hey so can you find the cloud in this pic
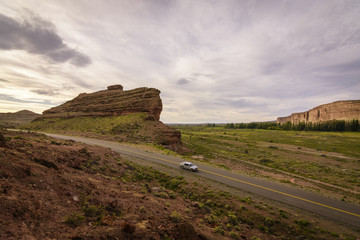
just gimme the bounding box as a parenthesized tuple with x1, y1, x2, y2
(31, 89, 58, 96)
(176, 78, 191, 85)
(0, 12, 91, 67)
(0, 78, 9, 82)
(316, 58, 360, 73)
(0, 93, 56, 105)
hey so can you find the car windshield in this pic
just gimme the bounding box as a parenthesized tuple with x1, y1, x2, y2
(188, 163, 193, 166)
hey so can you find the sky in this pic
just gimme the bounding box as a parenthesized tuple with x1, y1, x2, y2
(0, 0, 359, 123)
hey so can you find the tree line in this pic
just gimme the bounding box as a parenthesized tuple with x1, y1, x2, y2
(224, 119, 360, 132)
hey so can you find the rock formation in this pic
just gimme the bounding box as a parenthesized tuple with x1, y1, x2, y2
(32, 84, 182, 150)
(0, 110, 40, 128)
(41, 84, 162, 121)
(277, 100, 360, 124)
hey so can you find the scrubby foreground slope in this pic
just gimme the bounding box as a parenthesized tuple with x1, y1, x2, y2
(0, 131, 358, 240)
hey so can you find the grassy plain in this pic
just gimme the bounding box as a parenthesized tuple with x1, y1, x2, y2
(175, 125, 360, 203)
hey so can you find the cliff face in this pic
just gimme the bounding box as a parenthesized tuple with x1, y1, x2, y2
(277, 100, 360, 124)
(0, 110, 40, 128)
(41, 85, 162, 121)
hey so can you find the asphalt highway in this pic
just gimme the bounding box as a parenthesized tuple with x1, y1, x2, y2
(45, 133, 360, 229)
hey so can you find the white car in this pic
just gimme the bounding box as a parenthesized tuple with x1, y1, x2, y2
(180, 161, 198, 172)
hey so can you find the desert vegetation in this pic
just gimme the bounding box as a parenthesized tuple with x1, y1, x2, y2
(175, 125, 360, 203)
(1, 130, 358, 239)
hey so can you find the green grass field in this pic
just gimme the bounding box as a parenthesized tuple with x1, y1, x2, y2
(175, 125, 360, 202)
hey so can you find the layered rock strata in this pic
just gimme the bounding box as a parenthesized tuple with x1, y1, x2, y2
(277, 100, 360, 124)
(41, 84, 162, 121)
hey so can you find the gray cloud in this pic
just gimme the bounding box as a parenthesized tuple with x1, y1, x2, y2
(31, 89, 58, 96)
(0, 12, 91, 67)
(316, 58, 360, 73)
(0, 93, 56, 106)
(177, 78, 191, 85)
(0, 78, 9, 82)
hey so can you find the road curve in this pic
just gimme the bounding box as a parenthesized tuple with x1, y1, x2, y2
(45, 133, 360, 229)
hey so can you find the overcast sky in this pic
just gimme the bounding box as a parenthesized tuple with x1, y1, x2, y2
(0, 0, 359, 123)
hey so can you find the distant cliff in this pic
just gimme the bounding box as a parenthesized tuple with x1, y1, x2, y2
(41, 84, 162, 121)
(277, 100, 360, 124)
(0, 110, 40, 128)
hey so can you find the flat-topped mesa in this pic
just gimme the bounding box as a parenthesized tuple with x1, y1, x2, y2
(277, 100, 360, 124)
(42, 85, 162, 120)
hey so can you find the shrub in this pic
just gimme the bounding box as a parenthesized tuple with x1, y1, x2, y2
(83, 205, 104, 220)
(205, 214, 218, 225)
(214, 226, 225, 235)
(154, 191, 168, 198)
(227, 212, 238, 225)
(264, 217, 274, 227)
(295, 219, 310, 227)
(64, 213, 85, 227)
(230, 231, 240, 239)
(170, 211, 182, 223)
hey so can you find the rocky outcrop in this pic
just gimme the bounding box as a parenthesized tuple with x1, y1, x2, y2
(277, 100, 360, 124)
(33, 84, 182, 150)
(41, 84, 162, 121)
(0, 110, 40, 128)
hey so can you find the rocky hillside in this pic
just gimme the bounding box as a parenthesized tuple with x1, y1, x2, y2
(0, 110, 40, 128)
(40, 84, 162, 120)
(277, 100, 360, 124)
(1, 130, 355, 240)
(25, 85, 182, 151)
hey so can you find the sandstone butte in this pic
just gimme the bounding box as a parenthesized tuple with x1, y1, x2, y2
(277, 100, 360, 124)
(37, 84, 182, 150)
(41, 84, 162, 120)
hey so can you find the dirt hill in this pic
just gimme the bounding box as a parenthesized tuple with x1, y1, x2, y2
(24, 85, 182, 151)
(277, 100, 360, 124)
(0, 110, 40, 128)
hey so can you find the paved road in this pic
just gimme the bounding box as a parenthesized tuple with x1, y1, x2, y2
(46, 133, 360, 229)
